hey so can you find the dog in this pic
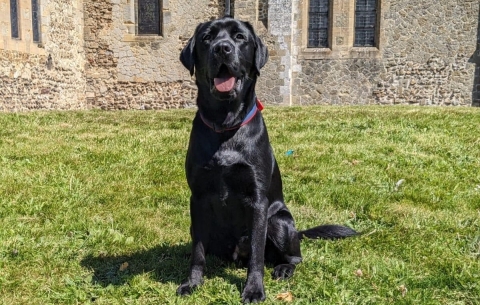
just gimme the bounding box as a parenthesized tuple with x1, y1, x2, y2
(177, 16, 358, 303)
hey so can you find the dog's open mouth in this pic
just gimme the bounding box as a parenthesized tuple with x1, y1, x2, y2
(213, 64, 238, 93)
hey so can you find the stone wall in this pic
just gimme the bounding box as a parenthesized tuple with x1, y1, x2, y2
(290, 0, 479, 106)
(0, 0, 86, 111)
(255, 0, 294, 105)
(0, 0, 479, 110)
(373, 0, 477, 106)
(81, 0, 479, 108)
(82, 0, 296, 110)
(473, 5, 480, 107)
(84, 0, 225, 110)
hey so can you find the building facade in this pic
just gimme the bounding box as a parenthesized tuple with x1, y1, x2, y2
(0, 0, 479, 111)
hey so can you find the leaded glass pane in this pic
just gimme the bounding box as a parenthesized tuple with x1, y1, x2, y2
(10, 0, 19, 38)
(354, 0, 377, 47)
(355, 29, 375, 46)
(138, 0, 161, 35)
(356, 0, 376, 11)
(308, 0, 329, 48)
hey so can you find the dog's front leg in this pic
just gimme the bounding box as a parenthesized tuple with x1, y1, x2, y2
(177, 197, 210, 296)
(241, 199, 268, 303)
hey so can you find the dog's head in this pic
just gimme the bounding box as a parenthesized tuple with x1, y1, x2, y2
(180, 17, 268, 101)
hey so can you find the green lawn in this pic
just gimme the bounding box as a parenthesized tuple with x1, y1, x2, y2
(0, 106, 479, 304)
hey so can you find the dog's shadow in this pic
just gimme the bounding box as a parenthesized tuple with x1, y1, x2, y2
(80, 242, 245, 291)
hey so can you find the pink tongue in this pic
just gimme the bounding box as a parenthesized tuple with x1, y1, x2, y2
(214, 76, 236, 92)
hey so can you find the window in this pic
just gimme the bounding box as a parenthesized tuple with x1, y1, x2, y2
(10, 0, 19, 38)
(32, 0, 41, 42)
(354, 0, 377, 47)
(301, 0, 382, 59)
(122, 0, 169, 41)
(137, 0, 162, 35)
(308, 0, 329, 48)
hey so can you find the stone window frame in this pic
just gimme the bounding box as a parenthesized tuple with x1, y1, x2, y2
(123, 0, 170, 42)
(2, 0, 45, 54)
(299, 0, 384, 59)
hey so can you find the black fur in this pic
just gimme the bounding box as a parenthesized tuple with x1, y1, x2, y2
(177, 17, 357, 303)
(298, 225, 358, 240)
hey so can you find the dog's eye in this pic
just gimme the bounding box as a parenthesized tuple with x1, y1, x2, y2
(235, 33, 246, 40)
(202, 34, 211, 41)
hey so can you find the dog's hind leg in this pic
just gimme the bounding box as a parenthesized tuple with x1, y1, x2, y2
(265, 161, 303, 279)
(266, 206, 303, 280)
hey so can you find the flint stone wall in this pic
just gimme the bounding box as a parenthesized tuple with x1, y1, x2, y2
(0, 0, 479, 110)
(83, 0, 208, 109)
(290, 0, 479, 106)
(0, 0, 86, 111)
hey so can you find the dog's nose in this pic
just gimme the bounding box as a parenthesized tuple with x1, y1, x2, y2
(213, 42, 233, 55)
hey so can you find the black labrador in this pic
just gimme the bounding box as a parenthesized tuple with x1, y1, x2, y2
(177, 16, 357, 303)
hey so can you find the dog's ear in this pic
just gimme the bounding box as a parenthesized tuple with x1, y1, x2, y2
(253, 35, 268, 75)
(180, 36, 196, 76)
(244, 22, 269, 75)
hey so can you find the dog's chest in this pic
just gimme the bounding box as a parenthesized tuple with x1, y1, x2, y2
(200, 147, 256, 205)
(190, 149, 252, 239)
(212, 147, 244, 168)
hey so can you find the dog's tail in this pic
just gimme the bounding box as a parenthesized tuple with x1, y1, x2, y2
(298, 225, 358, 240)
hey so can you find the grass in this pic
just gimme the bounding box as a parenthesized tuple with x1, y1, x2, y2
(0, 106, 479, 304)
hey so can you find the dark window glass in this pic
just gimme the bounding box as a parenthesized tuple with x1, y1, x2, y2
(10, 0, 19, 38)
(354, 0, 377, 47)
(138, 0, 161, 35)
(32, 0, 41, 42)
(308, 0, 329, 48)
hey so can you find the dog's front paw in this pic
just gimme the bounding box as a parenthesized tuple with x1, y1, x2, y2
(176, 280, 200, 296)
(272, 263, 296, 280)
(241, 282, 266, 303)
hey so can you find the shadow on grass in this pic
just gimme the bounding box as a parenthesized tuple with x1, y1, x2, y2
(80, 242, 245, 292)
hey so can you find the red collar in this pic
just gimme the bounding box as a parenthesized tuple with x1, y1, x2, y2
(199, 98, 264, 133)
